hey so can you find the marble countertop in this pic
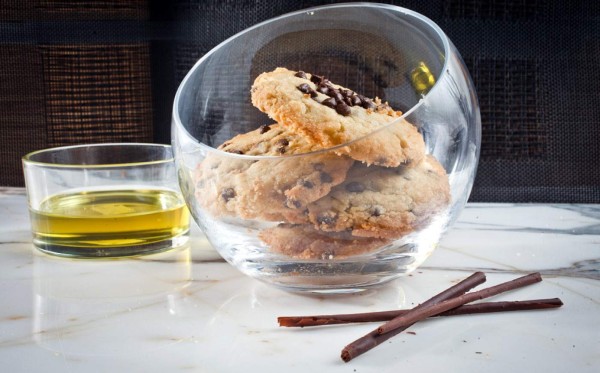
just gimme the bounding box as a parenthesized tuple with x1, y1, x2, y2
(0, 187, 598, 372)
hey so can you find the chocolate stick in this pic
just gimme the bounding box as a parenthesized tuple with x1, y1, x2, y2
(377, 272, 542, 335)
(340, 271, 486, 362)
(278, 298, 563, 327)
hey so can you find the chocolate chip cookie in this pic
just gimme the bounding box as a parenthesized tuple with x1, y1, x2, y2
(305, 155, 450, 239)
(259, 224, 391, 260)
(194, 125, 353, 222)
(251, 67, 425, 167)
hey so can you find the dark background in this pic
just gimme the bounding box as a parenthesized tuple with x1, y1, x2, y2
(1, 0, 599, 202)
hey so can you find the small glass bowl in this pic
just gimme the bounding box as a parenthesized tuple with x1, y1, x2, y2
(22, 143, 190, 258)
(172, 3, 480, 292)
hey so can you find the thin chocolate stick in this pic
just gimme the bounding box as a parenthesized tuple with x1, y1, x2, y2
(340, 271, 486, 362)
(278, 298, 563, 327)
(377, 272, 542, 335)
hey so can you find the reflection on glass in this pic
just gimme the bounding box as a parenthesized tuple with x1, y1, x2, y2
(32, 244, 191, 356)
(411, 62, 436, 95)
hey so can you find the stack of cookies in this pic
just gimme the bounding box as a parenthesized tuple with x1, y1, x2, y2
(194, 68, 450, 260)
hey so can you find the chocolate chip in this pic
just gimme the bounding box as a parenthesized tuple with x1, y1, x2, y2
(276, 138, 289, 146)
(259, 124, 271, 134)
(300, 180, 314, 189)
(317, 84, 329, 95)
(298, 83, 319, 98)
(371, 206, 385, 216)
(351, 95, 362, 106)
(221, 188, 235, 202)
(361, 99, 376, 110)
(294, 71, 307, 79)
(277, 147, 286, 154)
(332, 92, 344, 102)
(344, 97, 353, 106)
(345, 181, 365, 193)
(321, 97, 337, 109)
(335, 102, 352, 116)
(341, 89, 353, 98)
(310, 74, 323, 84)
(317, 214, 337, 226)
(320, 172, 333, 183)
(297, 83, 312, 94)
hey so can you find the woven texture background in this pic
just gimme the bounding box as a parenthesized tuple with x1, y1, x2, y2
(0, 0, 598, 202)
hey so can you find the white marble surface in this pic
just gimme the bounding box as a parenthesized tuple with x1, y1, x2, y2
(0, 187, 598, 372)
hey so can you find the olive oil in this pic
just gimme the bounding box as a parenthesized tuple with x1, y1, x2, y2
(30, 189, 190, 251)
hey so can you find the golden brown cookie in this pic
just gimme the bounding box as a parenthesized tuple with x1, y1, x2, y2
(259, 224, 391, 260)
(305, 155, 450, 239)
(250, 67, 425, 167)
(194, 126, 353, 221)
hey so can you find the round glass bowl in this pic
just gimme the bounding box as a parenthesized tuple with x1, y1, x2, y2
(172, 3, 480, 292)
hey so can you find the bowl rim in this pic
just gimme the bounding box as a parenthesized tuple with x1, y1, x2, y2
(172, 2, 451, 159)
(22, 143, 175, 168)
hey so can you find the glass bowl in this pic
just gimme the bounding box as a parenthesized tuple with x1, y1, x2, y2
(172, 3, 480, 292)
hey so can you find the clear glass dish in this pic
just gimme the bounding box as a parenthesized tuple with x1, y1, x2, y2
(22, 143, 190, 258)
(172, 3, 480, 292)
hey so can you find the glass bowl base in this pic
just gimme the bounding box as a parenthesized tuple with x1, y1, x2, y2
(220, 244, 430, 293)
